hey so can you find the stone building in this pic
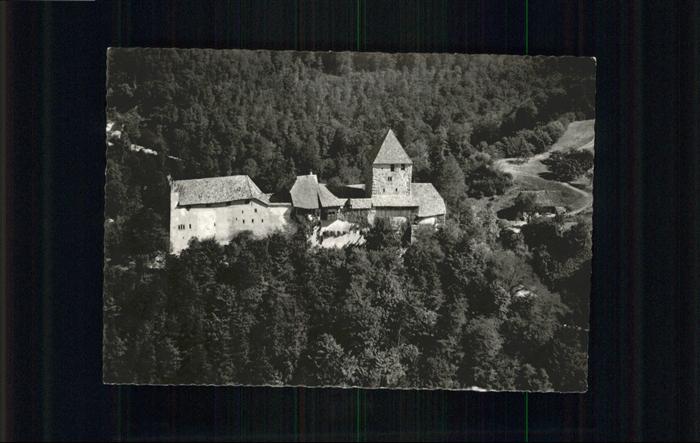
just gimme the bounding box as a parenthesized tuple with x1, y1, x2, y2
(349, 129, 446, 226)
(366, 129, 414, 197)
(288, 129, 447, 227)
(169, 175, 293, 254)
(169, 129, 446, 253)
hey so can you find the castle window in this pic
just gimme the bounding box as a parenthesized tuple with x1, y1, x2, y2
(395, 188, 398, 192)
(390, 165, 395, 172)
(189, 224, 191, 229)
(401, 164, 406, 171)
(262, 219, 264, 223)
(254, 208, 257, 213)
(388, 176, 392, 182)
(243, 219, 245, 224)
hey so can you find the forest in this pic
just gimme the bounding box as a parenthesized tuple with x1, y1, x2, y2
(104, 49, 595, 390)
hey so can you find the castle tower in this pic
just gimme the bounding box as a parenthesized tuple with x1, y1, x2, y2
(366, 129, 413, 197)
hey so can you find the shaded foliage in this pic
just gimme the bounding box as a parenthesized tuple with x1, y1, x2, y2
(104, 214, 591, 391)
(103, 50, 594, 390)
(542, 149, 594, 182)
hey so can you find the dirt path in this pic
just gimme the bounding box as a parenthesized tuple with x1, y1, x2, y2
(565, 184, 593, 215)
(493, 120, 595, 215)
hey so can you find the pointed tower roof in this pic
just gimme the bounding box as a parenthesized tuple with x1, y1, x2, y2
(372, 129, 413, 165)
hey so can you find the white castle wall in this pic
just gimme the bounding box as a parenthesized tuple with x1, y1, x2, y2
(170, 191, 292, 254)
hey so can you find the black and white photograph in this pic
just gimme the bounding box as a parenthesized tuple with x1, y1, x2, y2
(103, 48, 595, 391)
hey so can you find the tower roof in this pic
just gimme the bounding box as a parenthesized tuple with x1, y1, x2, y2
(372, 129, 413, 165)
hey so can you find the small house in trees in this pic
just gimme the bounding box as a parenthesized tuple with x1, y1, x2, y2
(516, 190, 566, 221)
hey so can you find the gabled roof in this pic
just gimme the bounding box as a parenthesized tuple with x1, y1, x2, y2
(319, 184, 347, 207)
(372, 129, 413, 165)
(411, 183, 447, 217)
(290, 174, 320, 209)
(173, 175, 265, 206)
(290, 174, 345, 209)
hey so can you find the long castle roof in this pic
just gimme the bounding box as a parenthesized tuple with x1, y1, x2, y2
(173, 175, 266, 206)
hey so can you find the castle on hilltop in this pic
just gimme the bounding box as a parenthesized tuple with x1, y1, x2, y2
(170, 129, 446, 254)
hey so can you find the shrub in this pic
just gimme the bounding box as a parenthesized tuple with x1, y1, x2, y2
(543, 149, 594, 182)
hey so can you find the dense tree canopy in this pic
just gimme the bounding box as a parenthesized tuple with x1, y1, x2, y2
(104, 50, 594, 390)
(105, 49, 594, 215)
(543, 149, 595, 182)
(104, 217, 589, 390)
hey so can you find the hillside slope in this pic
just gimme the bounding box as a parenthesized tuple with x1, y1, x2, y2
(493, 119, 595, 216)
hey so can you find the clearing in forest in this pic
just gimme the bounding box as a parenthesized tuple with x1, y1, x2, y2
(493, 119, 595, 217)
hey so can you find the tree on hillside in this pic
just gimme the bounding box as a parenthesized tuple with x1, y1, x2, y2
(513, 191, 539, 215)
(435, 153, 466, 208)
(522, 218, 592, 290)
(365, 218, 403, 250)
(298, 333, 358, 386)
(457, 316, 505, 388)
(543, 149, 594, 182)
(500, 289, 569, 366)
(544, 326, 588, 391)
(466, 163, 513, 198)
(403, 226, 446, 311)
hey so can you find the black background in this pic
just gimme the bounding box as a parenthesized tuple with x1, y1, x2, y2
(3, 0, 699, 441)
